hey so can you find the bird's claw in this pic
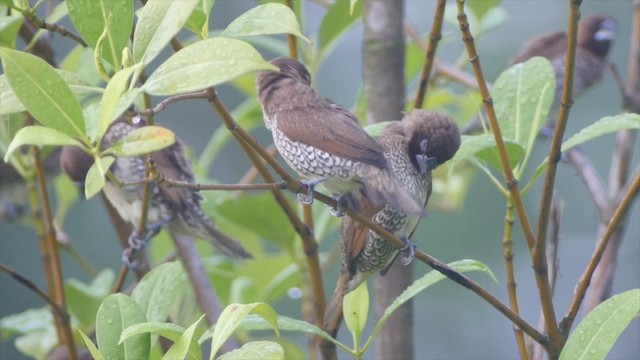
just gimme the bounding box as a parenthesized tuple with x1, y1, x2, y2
(400, 237, 417, 266)
(297, 178, 326, 205)
(330, 194, 347, 217)
(122, 248, 143, 270)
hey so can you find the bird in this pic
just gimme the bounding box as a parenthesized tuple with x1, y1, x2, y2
(60, 115, 252, 265)
(461, 14, 617, 135)
(256, 57, 424, 216)
(322, 110, 461, 340)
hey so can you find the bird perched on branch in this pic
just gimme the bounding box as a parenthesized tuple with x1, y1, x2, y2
(257, 57, 424, 216)
(323, 110, 461, 339)
(60, 115, 252, 265)
(462, 14, 617, 135)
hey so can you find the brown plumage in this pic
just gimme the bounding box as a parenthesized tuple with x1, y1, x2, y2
(257, 57, 424, 216)
(323, 110, 461, 340)
(60, 115, 252, 260)
(462, 14, 617, 134)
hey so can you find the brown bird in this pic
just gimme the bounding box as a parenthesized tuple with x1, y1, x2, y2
(462, 14, 617, 134)
(256, 57, 424, 216)
(323, 110, 461, 339)
(60, 115, 252, 264)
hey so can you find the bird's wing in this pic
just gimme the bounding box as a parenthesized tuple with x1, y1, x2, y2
(151, 139, 198, 212)
(510, 31, 568, 64)
(276, 102, 387, 168)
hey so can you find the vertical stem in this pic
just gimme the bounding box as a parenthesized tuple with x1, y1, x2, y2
(503, 198, 528, 360)
(413, 0, 446, 109)
(285, 0, 298, 61)
(362, 0, 413, 358)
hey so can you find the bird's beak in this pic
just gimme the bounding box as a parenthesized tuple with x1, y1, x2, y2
(595, 19, 617, 41)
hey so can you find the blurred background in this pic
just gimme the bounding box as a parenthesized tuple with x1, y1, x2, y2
(1, 0, 638, 359)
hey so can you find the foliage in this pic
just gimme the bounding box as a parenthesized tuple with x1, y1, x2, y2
(0, 1, 637, 359)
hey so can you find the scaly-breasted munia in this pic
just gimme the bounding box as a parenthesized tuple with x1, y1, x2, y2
(323, 110, 461, 338)
(462, 14, 617, 134)
(60, 116, 252, 263)
(257, 57, 424, 216)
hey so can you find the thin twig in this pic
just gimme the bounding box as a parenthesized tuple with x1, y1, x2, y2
(559, 171, 640, 334)
(413, 0, 446, 109)
(502, 199, 528, 360)
(567, 148, 608, 214)
(119, 169, 287, 191)
(0, 263, 68, 319)
(137, 90, 210, 117)
(20, 9, 87, 47)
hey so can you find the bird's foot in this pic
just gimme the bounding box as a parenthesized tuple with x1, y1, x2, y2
(329, 193, 359, 217)
(297, 178, 326, 205)
(127, 218, 170, 250)
(121, 247, 143, 270)
(399, 237, 417, 266)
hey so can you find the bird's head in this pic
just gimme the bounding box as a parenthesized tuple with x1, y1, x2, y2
(404, 110, 461, 175)
(580, 15, 617, 58)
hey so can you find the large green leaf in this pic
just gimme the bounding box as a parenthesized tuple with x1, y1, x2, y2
(3, 126, 84, 162)
(164, 315, 205, 360)
(0, 10, 23, 49)
(343, 281, 369, 349)
(65, 269, 115, 329)
(218, 341, 284, 360)
(319, 0, 363, 61)
(221, 3, 310, 43)
(448, 134, 524, 173)
(493, 56, 555, 147)
(120, 321, 201, 360)
(84, 156, 114, 199)
(102, 126, 175, 157)
(131, 262, 187, 324)
(96, 294, 150, 360)
(560, 289, 640, 360)
(142, 37, 276, 96)
(67, 0, 134, 69)
(98, 66, 140, 138)
(132, 0, 199, 66)
(209, 303, 279, 360)
(530, 114, 640, 185)
(0, 48, 86, 138)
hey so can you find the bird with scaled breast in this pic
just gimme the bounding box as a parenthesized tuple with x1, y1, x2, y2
(323, 110, 461, 339)
(461, 14, 617, 135)
(60, 115, 252, 265)
(257, 57, 425, 216)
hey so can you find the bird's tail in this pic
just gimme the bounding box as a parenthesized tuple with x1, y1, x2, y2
(321, 274, 348, 360)
(360, 165, 425, 216)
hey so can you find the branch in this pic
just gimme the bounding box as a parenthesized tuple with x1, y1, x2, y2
(19, 8, 87, 47)
(567, 148, 608, 214)
(137, 90, 210, 117)
(559, 170, 640, 334)
(412, 0, 446, 109)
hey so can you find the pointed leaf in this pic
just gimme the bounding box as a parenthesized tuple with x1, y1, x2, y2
(66, 269, 115, 329)
(142, 37, 276, 96)
(0, 11, 23, 49)
(96, 293, 150, 360)
(185, 0, 215, 39)
(209, 303, 279, 360)
(84, 156, 114, 199)
(103, 126, 175, 157)
(343, 281, 369, 346)
(99, 66, 140, 137)
(448, 134, 523, 173)
(67, 0, 134, 69)
(164, 315, 205, 360)
(131, 262, 186, 323)
(493, 57, 555, 146)
(319, 0, 363, 60)
(78, 329, 105, 360)
(120, 322, 200, 360)
(221, 3, 310, 43)
(3, 126, 83, 162)
(560, 289, 640, 360)
(218, 341, 284, 360)
(133, 0, 199, 66)
(0, 47, 86, 138)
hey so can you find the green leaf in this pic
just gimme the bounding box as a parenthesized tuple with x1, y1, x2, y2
(530, 114, 640, 185)
(132, 0, 199, 66)
(0, 11, 23, 48)
(209, 303, 279, 360)
(60, 45, 105, 87)
(164, 314, 205, 360)
(493, 57, 555, 147)
(319, 0, 363, 61)
(103, 126, 175, 157)
(184, 0, 215, 39)
(84, 156, 114, 199)
(98, 65, 140, 137)
(0, 47, 86, 138)
(120, 322, 185, 343)
(14, 328, 58, 360)
(131, 262, 187, 324)
(96, 293, 150, 360)
(234, 255, 300, 303)
(221, 3, 310, 43)
(65, 269, 115, 329)
(218, 341, 284, 360)
(3, 126, 84, 162)
(0, 307, 52, 337)
(142, 37, 276, 96)
(468, 0, 502, 18)
(560, 289, 640, 360)
(363, 260, 496, 353)
(67, 0, 134, 69)
(447, 134, 523, 173)
(213, 192, 296, 249)
(78, 328, 106, 360)
(343, 281, 369, 349)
